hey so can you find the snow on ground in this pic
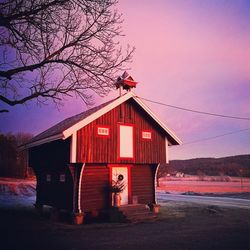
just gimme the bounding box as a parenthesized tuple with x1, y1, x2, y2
(1, 177, 250, 211)
(158, 177, 250, 193)
(0, 178, 36, 209)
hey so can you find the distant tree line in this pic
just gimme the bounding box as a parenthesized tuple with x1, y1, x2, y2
(0, 133, 33, 178)
(159, 155, 250, 178)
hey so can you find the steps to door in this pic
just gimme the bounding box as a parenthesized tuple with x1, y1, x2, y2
(109, 204, 158, 223)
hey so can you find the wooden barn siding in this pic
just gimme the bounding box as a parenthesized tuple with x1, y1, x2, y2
(80, 165, 110, 212)
(39, 170, 73, 210)
(77, 99, 166, 164)
(131, 165, 156, 204)
(29, 139, 73, 210)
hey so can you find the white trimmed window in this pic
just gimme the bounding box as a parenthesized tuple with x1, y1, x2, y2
(97, 127, 109, 136)
(59, 174, 66, 182)
(119, 124, 134, 158)
(142, 131, 152, 140)
(46, 174, 51, 182)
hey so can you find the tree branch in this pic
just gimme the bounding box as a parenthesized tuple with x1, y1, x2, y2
(0, 0, 134, 110)
(0, 0, 67, 26)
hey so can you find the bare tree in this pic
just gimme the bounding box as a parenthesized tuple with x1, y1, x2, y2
(0, 0, 134, 112)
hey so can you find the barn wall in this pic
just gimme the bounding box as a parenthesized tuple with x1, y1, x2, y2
(131, 164, 156, 204)
(77, 99, 166, 164)
(80, 164, 156, 212)
(29, 139, 73, 210)
(80, 164, 110, 212)
(38, 170, 73, 210)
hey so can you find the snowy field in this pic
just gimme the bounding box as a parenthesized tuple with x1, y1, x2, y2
(1, 177, 250, 211)
(0, 178, 36, 209)
(158, 176, 250, 194)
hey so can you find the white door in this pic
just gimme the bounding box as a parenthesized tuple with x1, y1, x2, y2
(112, 167, 129, 205)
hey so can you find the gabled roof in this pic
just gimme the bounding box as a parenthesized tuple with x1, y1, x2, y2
(24, 92, 181, 148)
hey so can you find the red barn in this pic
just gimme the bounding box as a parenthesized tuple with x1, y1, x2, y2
(25, 92, 181, 223)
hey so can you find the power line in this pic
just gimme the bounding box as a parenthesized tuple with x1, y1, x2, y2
(183, 127, 250, 145)
(136, 95, 250, 144)
(138, 96, 250, 121)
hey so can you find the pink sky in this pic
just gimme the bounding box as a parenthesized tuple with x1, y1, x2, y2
(1, 0, 250, 160)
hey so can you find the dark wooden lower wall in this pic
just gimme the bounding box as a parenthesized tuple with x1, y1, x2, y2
(80, 164, 110, 213)
(35, 168, 73, 210)
(33, 163, 157, 215)
(34, 163, 157, 213)
(29, 139, 72, 210)
(80, 164, 157, 213)
(131, 164, 157, 204)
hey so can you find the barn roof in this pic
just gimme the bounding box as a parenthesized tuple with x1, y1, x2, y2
(24, 92, 181, 148)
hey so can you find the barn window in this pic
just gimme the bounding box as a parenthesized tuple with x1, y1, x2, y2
(97, 126, 109, 136)
(59, 174, 66, 182)
(142, 131, 152, 140)
(119, 124, 134, 158)
(46, 174, 51, 182)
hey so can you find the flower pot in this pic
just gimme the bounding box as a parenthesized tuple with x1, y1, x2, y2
(148, 203, 160, 214)
(72, 212, 84, 225)
(153, 204, 160, 214)
(113, 193, 121, 207)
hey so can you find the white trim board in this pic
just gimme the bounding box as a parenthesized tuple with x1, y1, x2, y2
(78, 163, 85, 213)
(165, 137, 169, 163)
(70, 132, 77, 163)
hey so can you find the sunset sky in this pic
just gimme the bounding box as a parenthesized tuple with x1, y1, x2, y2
(1, 0, 250, 160)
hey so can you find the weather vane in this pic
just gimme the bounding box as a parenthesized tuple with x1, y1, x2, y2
(115, 71, 138, 96)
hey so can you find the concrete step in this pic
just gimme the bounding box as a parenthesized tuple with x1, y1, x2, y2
(115, 204, 158, 223)
(118, 204, 149, 213)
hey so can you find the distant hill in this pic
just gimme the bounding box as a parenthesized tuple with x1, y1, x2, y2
(160, 154, 250, 177)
